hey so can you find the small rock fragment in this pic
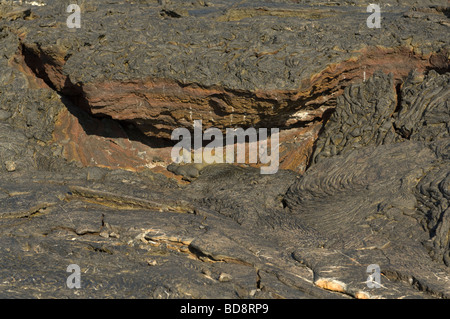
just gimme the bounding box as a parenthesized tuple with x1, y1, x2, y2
(110, 232, 120, 238)
(201, 268, 212, 276)
(99, 230, 109, 238)
(147, 259, 157, 266)
(355, 291, 370, 299)
(218, 272, 233, 282)
(314, 278, 347, 293)
(5, 161, 16, 172)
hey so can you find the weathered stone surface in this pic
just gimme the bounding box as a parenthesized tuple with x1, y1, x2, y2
(312, 70, 450, 164)
(395, 70, 450, 142)
(285, 140, 450, 297)
(415, 141, 450, 267)
(284, 70, 449, 297)
(52, 105, 173, 172)
(0, 0, 449, 300)
(17, 8, 447, 139)
(11, 0, 449, 134)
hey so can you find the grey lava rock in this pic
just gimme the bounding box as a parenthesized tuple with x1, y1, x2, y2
(0, 0, 448, 299)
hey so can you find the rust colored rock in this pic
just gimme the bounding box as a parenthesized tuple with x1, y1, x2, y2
(53, 107, 320, 175)
(52, 108, 173, 172)
(10, 1, 449, 177)
(20, 42, 68, 92)
(430, 49, 450, 72)
(277, 123, 322, 173)
(20, 42, 441, 141)
(28, 43, 444, 175)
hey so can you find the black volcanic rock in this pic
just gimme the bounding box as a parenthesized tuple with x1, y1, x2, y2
(0, 0, 448, 299)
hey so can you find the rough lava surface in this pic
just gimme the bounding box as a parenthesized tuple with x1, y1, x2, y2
(0, 0, 449, 298)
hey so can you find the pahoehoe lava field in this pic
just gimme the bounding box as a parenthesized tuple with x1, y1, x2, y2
(0, 0, 449, 299)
